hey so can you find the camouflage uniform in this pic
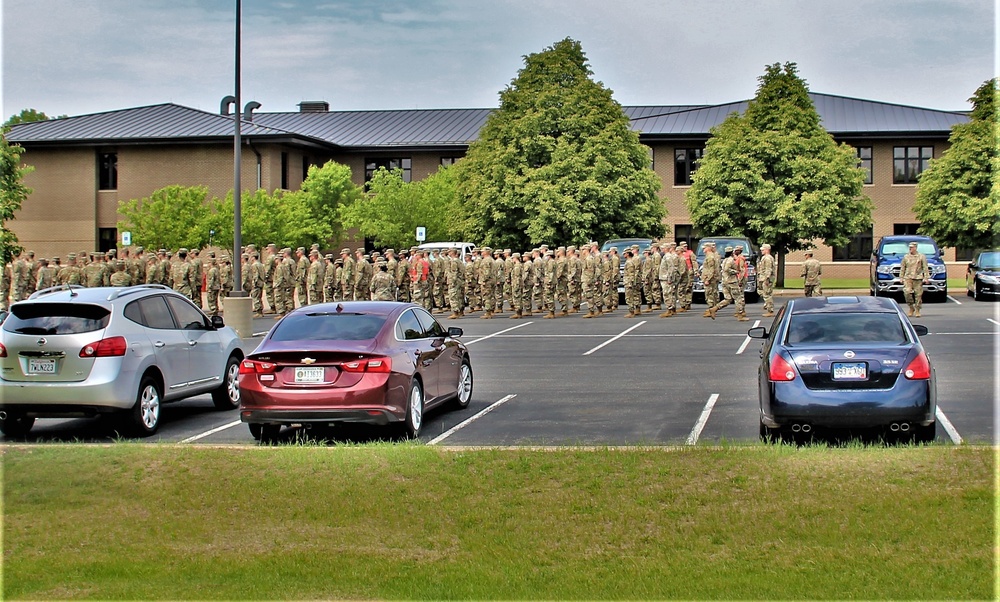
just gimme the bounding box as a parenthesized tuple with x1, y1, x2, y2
(446, 250, 466, 318)
(567, 247, 582, 312)
(432, 251, 447, 312)
(1, 261, 11, 310)
(35, 259, 56, 291)
(353, 249, 371, 302)
(623, 251, 642, 317)
(295, 248, 309, 307)
(532, 250, 544, 311)
(58, 254, 83, 286)
(249, 253, 265, 316)
(478, 249, 496, 318)
(608, 249, 621, 311)
(900, 244, 929, 317)
(11, 254, 30, 302)
(262, 245, 278, 312)
(801, 253, 822, 298)
(205, 257, 222, 317)
(641, 249, 654, 312)
(395, 252, 410, 303)
(581, 245, 599, 318)
(409, 252, 430, 309)
(700, 244, 721, 312)
(339, 249, 355, 301)
(649, 245, 663, 309)
(466, 252, 479, 311)
(307, 251, 324, 305)
(109, 260, 131, 287)
(190, 250, 204, 309)
(708, 247, 748, 321)
(171, 250, 196, 301)
(323, 256, 338, 303)
(658, 242, 680, 317)
(555, 248, 569, 314)
(369, 262, 395, 301)
(677, 244, 695, 310)
(542, 251, 557, 317)
(757, 244, 776, 316)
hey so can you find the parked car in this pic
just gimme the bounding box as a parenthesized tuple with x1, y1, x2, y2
(238, 301, 473, 441)
(0, 284, 244, 438)
(870, 235, 948, 302)
(966, 250, 1000, 301)
(692, 237, 760, 303)
(417, 241, 476, 259)
(749, 295, 936, 442)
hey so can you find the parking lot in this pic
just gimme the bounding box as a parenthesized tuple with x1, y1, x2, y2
(7, 294, 996, 446)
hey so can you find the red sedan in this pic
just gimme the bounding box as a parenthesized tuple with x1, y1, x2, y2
(239, 302, 473, 441)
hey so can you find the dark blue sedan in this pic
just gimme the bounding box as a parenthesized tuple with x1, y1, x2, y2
(749, 296, 936, 442)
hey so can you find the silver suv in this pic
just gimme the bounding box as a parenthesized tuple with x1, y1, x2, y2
(0, 284, 244, 437)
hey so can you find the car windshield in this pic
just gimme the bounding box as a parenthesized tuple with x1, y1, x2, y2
(269, 312, 386, 342)
(3, 303, 111, 335)
(601, 240, 651, 253)
(881, 242, 938, 256)
(977, 252, 1000, 269)
(786, 312, 907, 345)
(696, 239, 750, 257)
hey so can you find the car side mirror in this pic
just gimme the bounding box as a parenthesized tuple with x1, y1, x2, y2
(912, 325, 928, 336)
(747, 326, 768, 339)
(211, 315, 225, 329)
(447, 327, 463, 338)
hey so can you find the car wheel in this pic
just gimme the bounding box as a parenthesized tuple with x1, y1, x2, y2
(454, 360, 474, 410)
(122, 377, 161, 437)
(399, 379, 424, 439)
(248, 423, 263, 440)
(0, 414, 35, 438)
(255, 424, 281, 444)
(914, 422, 936, 444)
(212, 355, 241, 410)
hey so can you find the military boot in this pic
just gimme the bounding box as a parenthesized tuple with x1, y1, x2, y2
(582, 310, 594, 319)
(480, 311, 492, 319)
(914, 310, 921, 318)
(623, 311, 635, 318)
(448, 312, 460, 320)
(737, 313, 750, 322)
(659, 310, 674, 318)
(544, 310, 556, 319)
(761, 311, 774, 317)
(708, 307, 717, 320)
(509, 310, 521, 319)
(702, 309, 712, 317)
(907, 307, 914, 317)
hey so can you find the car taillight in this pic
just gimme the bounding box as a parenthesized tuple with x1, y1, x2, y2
(904, 351, 931, 380)
(0, 342, 6, 358)
(342, 357, 392, 373)
(768, 353, 797, 382)
(240, 359, 276, 375)
(79, 336, 127, 358)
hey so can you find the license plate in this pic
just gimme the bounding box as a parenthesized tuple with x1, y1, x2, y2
(832, 362, 867, 380)
(28, 359, 56, 374)
(293, 366, 324, 384)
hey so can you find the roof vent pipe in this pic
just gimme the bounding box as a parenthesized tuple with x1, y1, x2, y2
(298, 101, 330, 113)
(243, 101, 261, 122)
(220, 95, 236, 115)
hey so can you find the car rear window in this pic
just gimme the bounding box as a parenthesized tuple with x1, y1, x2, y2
(270, 312, 386, 341)
(786, 313, 907, 345)
(3, 303, 111, 335)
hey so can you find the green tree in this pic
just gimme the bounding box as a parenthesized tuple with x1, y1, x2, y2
(455, 38, 664, 250)
(686, 62, 872, 286)
(300, 160, 363, 244)
(340, 165, 461, 250)
(0, 127, 33, 263)
(913, 79, 999, 250)
(117, 185, 213, 250)
(4, 108, 66, 127)
(204, 188, 332, 252)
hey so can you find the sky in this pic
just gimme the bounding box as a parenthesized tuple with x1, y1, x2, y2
(1, 0, 995, 120)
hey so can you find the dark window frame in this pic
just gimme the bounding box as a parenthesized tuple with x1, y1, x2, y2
(893, 223, 920, 236)
(855, 146, 873, 185)
(893, 146, 933, 184)
(365, 157, 412, 183)
(280, 152, 289, 190)
(440, 157, 461, 167)
(98, 151, 118, 190)
(674, 224, 701, 249)
(833, 227, 873, 261)
(674, 148, 704, 186)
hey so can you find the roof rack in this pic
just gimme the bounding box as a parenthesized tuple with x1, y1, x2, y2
(106, 283, 172, 301)
(28, 284, 84, 300)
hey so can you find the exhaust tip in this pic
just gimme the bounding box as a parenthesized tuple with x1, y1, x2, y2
(899, 422, 910, 432)
(889, 422, 900, 432)
(800, 424, 812, 433)
(791, 424, 802, 432)
(0, 411, 6, 421)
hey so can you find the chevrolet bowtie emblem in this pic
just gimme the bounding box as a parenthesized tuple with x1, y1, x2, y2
(301, 357, 316, 364)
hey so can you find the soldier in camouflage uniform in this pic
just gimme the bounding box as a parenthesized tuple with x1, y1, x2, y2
(757, 243, 776, 317)
(801, 251, 823, 298)
(396, 250, 411, 303)
(189, 249, 204, 309)
(262, 244, 278, 312)
(249, 252, 265, 316)
(11, 250, 30, 302)
(172, 249, 196, 301)
(640, 247, 654, 313)
(35, 258, 55, 291)
(322, 255, 337, 303)
(446, 248, 466, 319)
(530, 248, 543, 313)
(369, 261, 394, 301)
(478, 247, 496, 319)
(700, 242, 721, 317)
(409, 249, 430, 309)
(567, 246, 582, 313)
(58, 254, 83, 286)
(220, 255, 234, 309)
(465, 251, 479, 311)
(84, 253, 105, 288)
(430, 250, 446, 312)
(293, 247, 308, 307)
(658, 242, 679, 318)
(580, 244, 599, 318)
(521, 252, 534, 316)
(338, 248, 354, 301)
(507, 252, 523, 319)
(649, 244, 663, 310)
(542, 249, 557, 318)
(607, 247, 621, 312)
(353, 248, 372, 303)
(307, 250, 324, 305)
(623, 249, 642, 317)
(205, 256, 222, 317)
(25, 251, 39, 296)
(1, 259, 12, 310)
(554, 247, 570, 315)
(900, 241, 930, 317)
(158, 249, 172, 286)
(110, 260, 131, 287)
(708, 246, 749, 321)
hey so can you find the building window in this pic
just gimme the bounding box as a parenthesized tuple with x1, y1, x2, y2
(893, 223, 920, 236)
(365, 158, 411, 182)
(98, 228, 118, 254)
(674, 148, 703, 186)
(856, 146, 873, 184)
(280, 152, 289, 189)
(893, 146, 932, 184)
(833, 228, 873, 261)
(955, 247, 976, 261)
(440, 157, 461, 167)
(674, 224, 700, 249)
(98, 152, 117, 190)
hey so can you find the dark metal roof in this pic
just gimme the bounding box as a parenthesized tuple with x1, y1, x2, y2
(7, 93, 968, 149)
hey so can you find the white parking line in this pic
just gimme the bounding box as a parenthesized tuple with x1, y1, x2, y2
(427, 394, 517, 445)
(180, 420, 243, 443)
(582, 321, 646, 356)
(736, 320, 761, 355)
(465, 322, 533, 345)
(934, 406, 963, 445)
(947, 295, 962, 305)
(987, 318, 1000, 327)
(686, 393, 720, 445)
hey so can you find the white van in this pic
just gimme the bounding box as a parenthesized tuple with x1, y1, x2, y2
(416, 242, 476, 259)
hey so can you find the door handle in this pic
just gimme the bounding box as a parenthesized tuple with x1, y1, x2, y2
(421, 360, 433, 367)
(188, 341, 197, 346)
(154, 342, 165, 348)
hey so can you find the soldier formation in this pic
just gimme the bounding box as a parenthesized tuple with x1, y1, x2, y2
(2, 239, 786, 323)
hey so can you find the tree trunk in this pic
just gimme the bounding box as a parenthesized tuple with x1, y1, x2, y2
(776, 252, 786, 288)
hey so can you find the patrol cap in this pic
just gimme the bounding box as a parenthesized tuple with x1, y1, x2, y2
(324, 253, 333, 260)
(761, 243, 771, 250)
(340, 248, 350, 254)
(334, 258, 343, 265)
(309, 249, 319, 257)
(178, 248, 188, 254)
(241, 253, 249, 260)
(545, 250, 554, 257)
(724, 246, 734, 252)
(511, 252, 520, 258)
(503, 248, 512, 254)
(52, 256, 60, 262)
(296, 247, 306, 253)
(67, 253, 77, 259)
(566, 245, 576, 252)
(678, 241, 688, 247)
(135, 246, 144, 253)
(158, 249, 167, 254)
(310, 243, 320, 250)
(700, 241, 711, 247)
(281, 247, 292, 254)
(355, 247, 365, 253)
(385, 248, 395, 254)
(667, 241, 677, 247)
(267, 243, 277, 249)
(733, 246, 743, 253)
(482, 246, 492, 253)
(207, 251, 216, 258)
(908, 241, 918, 248)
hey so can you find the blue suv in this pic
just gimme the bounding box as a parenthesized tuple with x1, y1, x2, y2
(870, 235, 948, 302)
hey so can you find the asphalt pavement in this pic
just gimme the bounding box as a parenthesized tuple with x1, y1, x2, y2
(9, 291, 997, 446)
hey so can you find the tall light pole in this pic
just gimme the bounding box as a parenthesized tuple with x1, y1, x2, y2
(232, 0, 244, 296)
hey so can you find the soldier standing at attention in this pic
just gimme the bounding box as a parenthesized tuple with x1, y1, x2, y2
(733, 246, 749, 321)
(446, 248, 466, 319)
(622, 249, 642, 318)
(261, 244, 277, 312)
(608, 247, 621, 312)
(676, 242, 694, 312)
(353, 248, 371, 302)
(566, 246, 582, 313)
(521, 252, 534, 316)
(502, 249, 514, 313)
(478, 247, 496, 319)
(58, 253, 83, 286)
(25, 251, 39, 295)
(757, 243, 776, 317)
(530, 248, 542, 313)
(591, 244, 605, 315)
(307, 250, 324, 305)
(205, 256, 221, 317)
(172, 248, 195, 301)
(658, 242, 679, 318)
(322, 255, 336, 303)
(11, 250, 30, 302)
(337, 248, 353, 301)
(385, 249, 397, 296)
(580, 244, 598, 318)
(508, 252, 523, 319)
(280, 248, 297, 314)
(249, 252, 265, 316)
(801, 251, 822, 298)
(109, 260, 131, 287)
(698, 243, 717, 316)
(294, 247, 309, 307)
(709, 246, 749, 321)
(396, 250, 411, 303)
(84, 252, 104, 288)
(369, 260, 394, 301)
(190, 249, 204, 309)
(158, 249, 172, 286)
(35, 259, 55, 291)
(539, 249, 554, 318)
(220, 254, 234, 306)
(408, 249, 428, 308)
(900, 241, 929, 317)
(428, 250, 444, 312)
(640, 247, 654, 314)
(649, 244, 663, 311)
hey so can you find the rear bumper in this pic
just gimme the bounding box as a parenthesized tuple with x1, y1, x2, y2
(761, 378, 935, 428)
(240, 408, 397, 426)
(238, 375, 406, 425)
(0, 364, 137, 411)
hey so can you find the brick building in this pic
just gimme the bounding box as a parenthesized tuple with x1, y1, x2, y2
(6, 93, 969, 280)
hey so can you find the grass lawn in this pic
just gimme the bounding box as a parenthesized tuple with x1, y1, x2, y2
(2, 444, 994, 600)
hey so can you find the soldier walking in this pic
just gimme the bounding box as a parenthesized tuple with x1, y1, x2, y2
(801, 251, 822, 298)
(700, 242, 721, 316)
(900, 241, 929, 317)
(757, 243, 776, 317)
(708, 246, 749, 321)
(658, 242, 680, 317)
